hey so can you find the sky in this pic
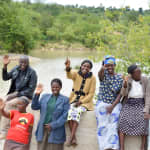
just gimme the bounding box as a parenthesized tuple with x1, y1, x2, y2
(15, 0, 150, 10)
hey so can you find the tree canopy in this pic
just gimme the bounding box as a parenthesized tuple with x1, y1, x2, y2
(0, 1, 150, 74)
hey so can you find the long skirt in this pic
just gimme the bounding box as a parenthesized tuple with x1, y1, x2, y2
(37, 128, 64, 150)
(4, 140, 29, 150)
(95, 101, 122, 150)
(119, 98, 149, 135)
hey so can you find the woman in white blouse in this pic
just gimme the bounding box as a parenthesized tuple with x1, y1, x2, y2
(119, 64, 150, 150)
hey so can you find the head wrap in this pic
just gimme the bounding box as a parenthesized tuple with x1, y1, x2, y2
(127, 64, 138, 74)
(104, 55, 116, 65)
(81, 59, 93, 69)
(19, 96, 30, 105)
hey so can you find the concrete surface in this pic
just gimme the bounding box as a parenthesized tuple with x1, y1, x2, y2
(0, 107, 148, 150)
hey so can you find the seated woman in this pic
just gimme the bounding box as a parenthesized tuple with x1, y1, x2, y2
(119, 64, 150, 150)
(65, 58, 96, 146)
(95, 56, 123, 150)
(0, 96, 33, 150)
(31, 78, 70, 150)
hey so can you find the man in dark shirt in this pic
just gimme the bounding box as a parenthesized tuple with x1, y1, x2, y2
(0, 55, 37, 139)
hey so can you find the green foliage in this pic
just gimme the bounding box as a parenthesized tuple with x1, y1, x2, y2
(0, 2, 41, 53)
(0, 0, 150, 72)
(90, 14, 150, 75)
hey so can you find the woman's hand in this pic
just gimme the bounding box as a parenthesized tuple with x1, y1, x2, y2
(65, 57, 71, 70)
(44, 124, 51, 132)
(74, 101, 82, 107)
(3, 55, 10, 68)
(144, 113, 150, 119)
(106, 105, 114, 114)
(35, 84, 43, 95)
(123, 75, 130, 88)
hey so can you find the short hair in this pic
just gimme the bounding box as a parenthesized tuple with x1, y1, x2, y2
(18, 96, 30, 105)
(51, 78, 62, 88)
(81, 59, 93, 69)
(127, 64, 138, 74)
(19, 55, 29, 64)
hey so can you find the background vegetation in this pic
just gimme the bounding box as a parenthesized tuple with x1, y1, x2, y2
(0, 0, 150, 74)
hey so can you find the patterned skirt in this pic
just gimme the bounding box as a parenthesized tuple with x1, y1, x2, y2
(67, 104, 87, 122)
(119, 98, 149, 135)
(95, 101, 122, 150)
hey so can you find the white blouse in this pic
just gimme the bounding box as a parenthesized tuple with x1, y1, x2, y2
(128, 80, 144, 98)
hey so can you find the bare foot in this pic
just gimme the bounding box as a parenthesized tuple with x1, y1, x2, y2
(71, 137, 78, 146)
(66, 137, 72, 147)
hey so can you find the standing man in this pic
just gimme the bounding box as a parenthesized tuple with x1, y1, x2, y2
(0, 55, 37, 139)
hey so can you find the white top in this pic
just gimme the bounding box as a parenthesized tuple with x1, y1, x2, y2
(128, 80, 144, 98)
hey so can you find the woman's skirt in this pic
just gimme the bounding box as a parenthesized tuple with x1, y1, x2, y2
(37, 128, 64, 150)
(119, 98, 149, 135)
(4, 140, 29, 150)
(95, 100, 122, 150)
(67, 104, 87, 122)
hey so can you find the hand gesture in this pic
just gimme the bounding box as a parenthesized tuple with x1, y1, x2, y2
(35, 84, 43, 95)
(124, 75, 129, 81)
(74, 101, 82, 107)
(65, 57, 71, 69)
(106, 105, 114, 114)
(3, 55, 10, 66)
(123, 75, 130, 88)
(44, 124, 51, 132)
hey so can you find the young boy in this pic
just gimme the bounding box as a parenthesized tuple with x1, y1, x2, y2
(0, 96, 34, 150)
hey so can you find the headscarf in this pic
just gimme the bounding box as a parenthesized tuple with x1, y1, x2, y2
(104, 55, 116, 65)
(127, 64, 138, 74)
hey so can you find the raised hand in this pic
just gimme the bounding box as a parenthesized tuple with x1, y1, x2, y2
(3, 55, 10, 66)
(106, 105, 114, 114)
(35, 83, 43, 95)
(65, 57, 71, 69)
(123, 75, 130, 88)
(124, 75, 129, 81)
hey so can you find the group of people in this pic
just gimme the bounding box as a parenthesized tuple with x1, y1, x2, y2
(0, 54, 149, 150)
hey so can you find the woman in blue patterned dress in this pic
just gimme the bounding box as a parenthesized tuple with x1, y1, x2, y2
(95, 56, 123, 150)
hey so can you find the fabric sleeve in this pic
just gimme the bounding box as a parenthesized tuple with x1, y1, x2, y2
(31, 94, 41, 110)
(66, 69, 77, 81)
(2, 68, 14, 81)
(80, 76, 96, 104)
(143, 77, 150, 113)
